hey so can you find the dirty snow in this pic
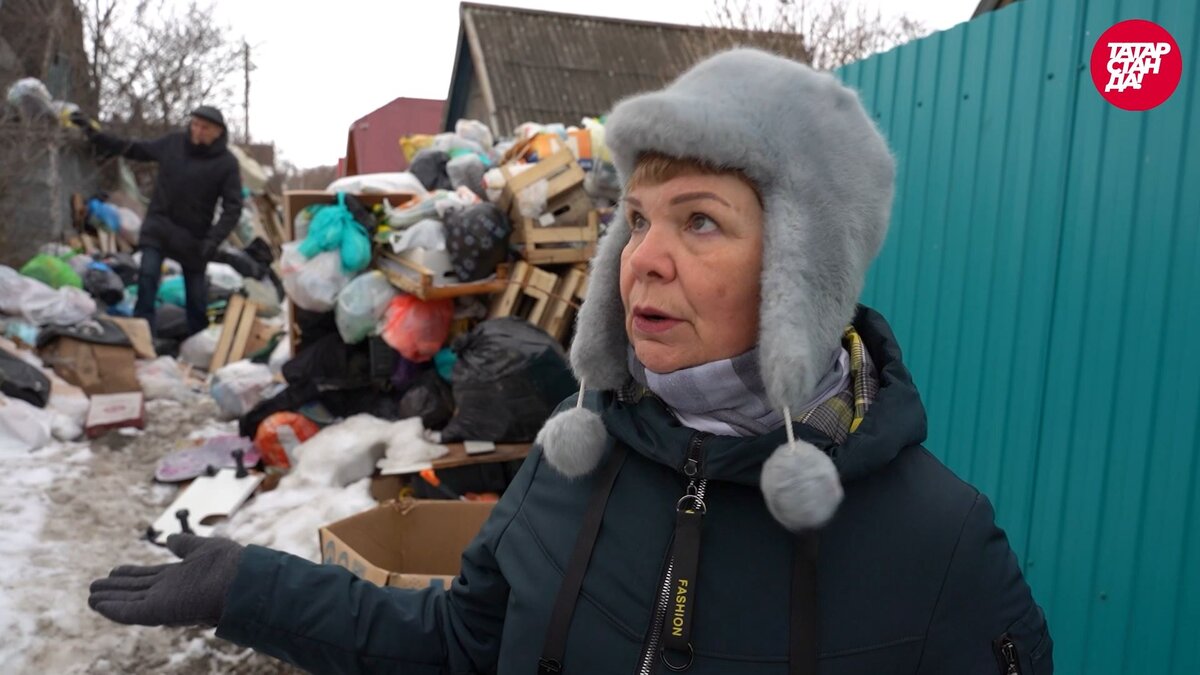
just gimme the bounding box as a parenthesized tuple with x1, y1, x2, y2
(0, 397, 301, 673)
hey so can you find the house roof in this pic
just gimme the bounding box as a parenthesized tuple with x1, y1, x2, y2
(343, 97, 444, 175)
(972, 0, 1022, 18)
(444, 2, 810, 134)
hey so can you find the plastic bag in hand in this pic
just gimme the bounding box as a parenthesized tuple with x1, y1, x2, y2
(335, 271, 397, 344)
(379, 294, 453, 363)
(280, 242, 353, 313)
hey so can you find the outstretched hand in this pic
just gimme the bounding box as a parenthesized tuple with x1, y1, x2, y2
(88, 533, 244, 627)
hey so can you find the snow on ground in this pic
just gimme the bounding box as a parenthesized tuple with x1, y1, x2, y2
(0, 398, 301, 674)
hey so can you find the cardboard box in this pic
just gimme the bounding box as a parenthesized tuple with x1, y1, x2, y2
(85, 392, 146, 438)
(39, 338, 139, 396)
(108, 317, 156, 360)
(319, 499, 494, 590)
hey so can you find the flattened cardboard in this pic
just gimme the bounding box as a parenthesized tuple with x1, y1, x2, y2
(107, 316, 157, 359)
(319, 500, 494, 590)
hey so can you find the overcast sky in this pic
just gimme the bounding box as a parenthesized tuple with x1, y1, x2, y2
(181, 0, 979, 168)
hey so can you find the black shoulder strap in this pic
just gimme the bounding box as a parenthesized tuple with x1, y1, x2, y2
(790, 532, 821, 674)
(538, 444, 628, 674)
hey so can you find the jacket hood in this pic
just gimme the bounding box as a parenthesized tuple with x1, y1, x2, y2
(600, 306, 926, 487)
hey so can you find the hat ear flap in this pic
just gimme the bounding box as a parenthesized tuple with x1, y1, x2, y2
(568, 216, 631, 391)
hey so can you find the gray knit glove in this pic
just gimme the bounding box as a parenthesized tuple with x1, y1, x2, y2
(88, 533, 244, 627)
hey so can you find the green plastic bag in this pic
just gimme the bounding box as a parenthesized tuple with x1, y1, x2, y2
(157, 276, 186, 307)
(298, 193, 371, 274)
(20, 254, 82, 289)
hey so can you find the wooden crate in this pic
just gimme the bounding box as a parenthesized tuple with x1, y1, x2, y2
(511, 210, 599, 265)
(376, 250, 510, 301)
(498, 149, 586, 217)
(489, 261, 560, 325)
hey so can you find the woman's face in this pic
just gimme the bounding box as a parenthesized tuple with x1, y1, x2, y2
(619, 172, 764, 373)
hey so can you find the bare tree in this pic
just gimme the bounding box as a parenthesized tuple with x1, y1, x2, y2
(76, 0, 241, 139)
(708, 0, 929, 70)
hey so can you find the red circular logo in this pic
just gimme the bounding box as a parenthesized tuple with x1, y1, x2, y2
(1091, 19, 1182, 111)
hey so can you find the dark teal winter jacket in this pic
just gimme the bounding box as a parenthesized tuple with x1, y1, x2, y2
(215, 308, 1052, 674)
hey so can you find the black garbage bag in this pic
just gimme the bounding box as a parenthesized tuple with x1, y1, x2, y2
(445, 203, 511, 282)
(282, 332, 372, 391)
(399, 369, 455, 431)
(155, 304, 190, 340)
(239, 381, 319, 439)
(410, 149, 452, 191)
(243, 238, 274, 267)
(153, 337, 181, 359)
(0, 348, 51, 408)
(99, 253, 138, 286)
(214, 246, 267, 280)
(441, 318, 578, 443)
(83, 266, 125, 306)
(293, 308, 338, 353)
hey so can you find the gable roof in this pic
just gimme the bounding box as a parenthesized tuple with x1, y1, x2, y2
(444, 2, 810, 134)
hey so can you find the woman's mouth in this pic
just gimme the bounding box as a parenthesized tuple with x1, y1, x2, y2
(632, 307, 683, 334)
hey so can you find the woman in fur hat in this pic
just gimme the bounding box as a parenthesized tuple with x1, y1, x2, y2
(89, 49, 1052, 674)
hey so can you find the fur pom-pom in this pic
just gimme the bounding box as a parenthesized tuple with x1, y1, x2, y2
(536, 407, 608, 478)
(760, 440, 843, 531)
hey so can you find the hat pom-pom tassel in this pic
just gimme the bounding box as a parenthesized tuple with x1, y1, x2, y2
(760, 411, 844, 531)
(537, 384, 608, 478)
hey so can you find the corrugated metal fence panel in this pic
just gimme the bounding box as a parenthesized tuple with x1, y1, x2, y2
(1029, 0, 1200, 670)
(839, 0, 1199, 672)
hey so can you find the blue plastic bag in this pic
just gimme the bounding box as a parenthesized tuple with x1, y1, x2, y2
(86, 198, 121, 232)
(297, 193, 371, 274)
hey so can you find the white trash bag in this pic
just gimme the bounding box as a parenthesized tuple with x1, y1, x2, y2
(136, 356, 195, 403)
(210, 361, 277, 419)
(0, 394, 53, 454)
(179, 325, 222, 369)
(279, 243, 353, 313)
(335, 271, 398, 344)
(0, 266, 96, 326)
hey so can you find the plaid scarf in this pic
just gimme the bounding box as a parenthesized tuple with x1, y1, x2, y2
(627, 345, 849, 437)
(799, 326, 879, 445)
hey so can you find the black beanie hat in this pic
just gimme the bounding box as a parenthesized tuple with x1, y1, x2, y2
(191, 105, 226, 129)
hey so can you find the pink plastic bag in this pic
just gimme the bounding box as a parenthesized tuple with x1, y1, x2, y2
(379, 295, 453, 363)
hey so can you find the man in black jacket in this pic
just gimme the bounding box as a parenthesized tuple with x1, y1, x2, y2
(75, 106, 243, 336)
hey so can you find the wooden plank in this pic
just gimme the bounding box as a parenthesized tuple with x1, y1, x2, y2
(226, 299, 260, 363)
(519, 245, 596, 266)
(523, 267, 558, 325)
(432, 443, 532, 471)
(377, 253, 510, 301)
(490, 261, 530, 318)
(540, 267, 585, 340)
(208, 294, 244, 372)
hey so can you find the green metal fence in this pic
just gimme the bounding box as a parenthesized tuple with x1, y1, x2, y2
(837, 0, 1198, 671)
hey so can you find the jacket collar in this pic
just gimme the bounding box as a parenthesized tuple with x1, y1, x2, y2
(599, 306, 927, 488)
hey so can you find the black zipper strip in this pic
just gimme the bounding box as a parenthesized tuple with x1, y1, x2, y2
(661, 502, 703, 654)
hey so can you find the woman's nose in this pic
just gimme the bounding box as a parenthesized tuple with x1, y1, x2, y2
(627, 220, 676, 282)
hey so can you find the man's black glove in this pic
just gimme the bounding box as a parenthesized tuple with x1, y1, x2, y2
(69, 109, 96, 136)
(200, 240, 219, 262)
(88, 533, 244, 627)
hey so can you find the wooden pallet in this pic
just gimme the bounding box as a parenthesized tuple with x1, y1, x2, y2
(489, 261, 588, 342)
(540, 266, 587, 341)
(209, 295, 261, 372)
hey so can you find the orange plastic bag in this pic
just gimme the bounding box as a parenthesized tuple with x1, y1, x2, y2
(254, 412, 320, 469)
(380, 294, 454, 363)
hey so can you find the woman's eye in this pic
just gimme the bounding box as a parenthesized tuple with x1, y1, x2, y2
(687, 214, 719, 234)
(629, 213, 649, 231)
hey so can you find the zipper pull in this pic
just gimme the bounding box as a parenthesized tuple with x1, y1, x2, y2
(993, 634, 1021, 675)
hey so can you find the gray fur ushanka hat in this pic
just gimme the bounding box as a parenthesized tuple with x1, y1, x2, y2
(536, 48, 896, 532)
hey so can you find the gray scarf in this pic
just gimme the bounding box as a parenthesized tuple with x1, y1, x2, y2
(628, 346, 850, 437)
